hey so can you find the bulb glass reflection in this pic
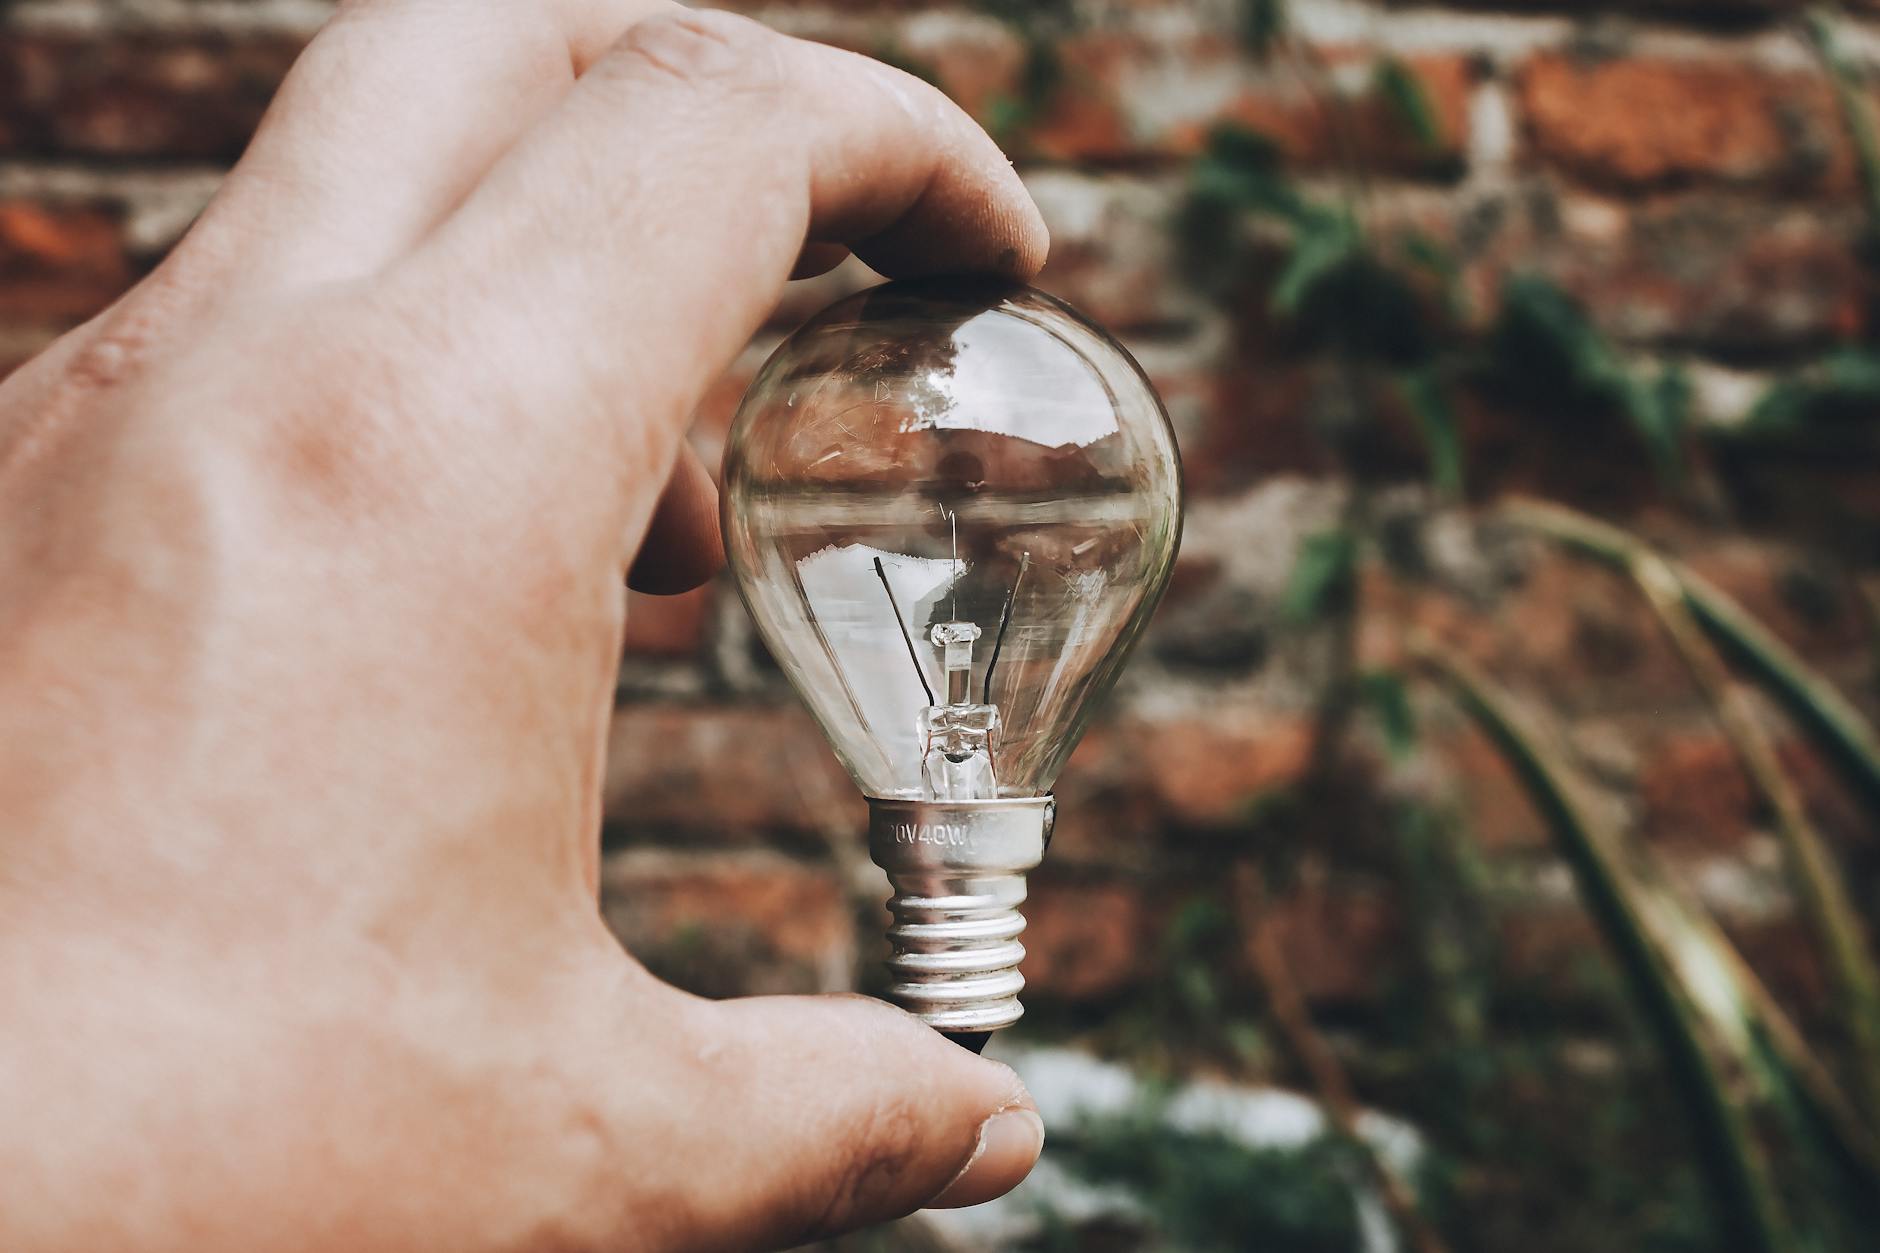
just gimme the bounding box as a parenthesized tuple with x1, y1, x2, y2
(722, 279, 1182, 802)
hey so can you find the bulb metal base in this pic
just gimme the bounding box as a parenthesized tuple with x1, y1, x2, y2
(866, 795, 1054, 1035)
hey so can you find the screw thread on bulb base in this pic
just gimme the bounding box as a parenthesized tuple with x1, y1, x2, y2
(867, 796, 1053, 1038)
(882, 866, 1028, 1033)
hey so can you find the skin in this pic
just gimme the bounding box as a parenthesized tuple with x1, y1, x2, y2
(0, 3, 1052, 1250)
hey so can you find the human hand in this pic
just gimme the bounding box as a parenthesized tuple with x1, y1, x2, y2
(0, 3, 1048, 1249)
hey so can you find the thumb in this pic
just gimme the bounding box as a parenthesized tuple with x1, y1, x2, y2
(649, 992, 1044, 1249)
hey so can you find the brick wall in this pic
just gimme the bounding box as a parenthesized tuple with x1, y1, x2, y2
(4, 0, 1878, 1035)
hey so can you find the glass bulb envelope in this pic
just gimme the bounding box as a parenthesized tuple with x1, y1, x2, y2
(721, 279, 1183, 1034)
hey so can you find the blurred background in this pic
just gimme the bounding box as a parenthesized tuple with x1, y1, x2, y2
(7, 0, 1880, 1248)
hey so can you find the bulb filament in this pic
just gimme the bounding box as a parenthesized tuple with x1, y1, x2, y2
(876, 548, 1034, 803)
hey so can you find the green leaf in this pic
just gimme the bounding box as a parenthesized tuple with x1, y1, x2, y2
(1401, 230, 1470, 321)
(1489, 274, 1689, 481)
(1172, 189, 1245, 297)
(1418, 640, 1804, 1252)
(1225, 1021, 1267, 1066)
(1621, 363, 1690, 484)
(1271, 217, 1359, 314)
(1055, 1116, 1365, 1251)
(1745, 348, 1880, 435)
(972, 0, 1076, 28)
(1243, 0, 1288, 58)
(1492, 275, 1617, 391)
(1282, 529, 1358, 623)
(1804, 10, 1880, 232)
(1017, 38, 1064, 109)
(1191, 124, 1318, 225)
(1174, 961, 1221, 1019)
(982, 94, 1029, 143)
(1292, 252, 1437, 368)
(1167, 897, 1232, 954)
(1193, 123, 1352, 233)
(1191, 161, 1301, 221)
(1209, 121, 1283, 172)
(981, 39, 1063, 144)
(1399, 367, 1464, 497)
(1374, 56, 1442, 151)
(1360, 669, 1418, 759)
(1402, 232, 1456, 274)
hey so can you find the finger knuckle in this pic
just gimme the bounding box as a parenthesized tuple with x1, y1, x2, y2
(54, 269, 195, 398)
(59, 317, 156, 397)
(606, 9, 782, 101)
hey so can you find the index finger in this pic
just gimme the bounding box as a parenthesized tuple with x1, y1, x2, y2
(386, 9, 1047, 566)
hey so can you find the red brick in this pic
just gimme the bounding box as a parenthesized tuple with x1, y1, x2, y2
(1029, 174, 1196, 333)
(1022, 874, 1162, 1001)
(0, 199, 131, 323)
(1361, 553, 1692, 713)
(1436, 721, 1555, 852)
(1484, 0, 1880, 10)
(1016, 32, 1138, 163)
(1017, 38, 1474, 173)
(708, 0, 949, 11)
(1025, 869, 1403, 1007)
(1045, 725, 1170, 863)
(1713, 436, 1880, 556)
(1248, 876, 1402, 1004)
(1165, 120, 1869, 357)
(1723, 914, 1828, 1020)
(603, 704, 858, 838)
(1200, 53, 1475, 177)
(803, 17, 1471, 173)
(1518, 53, 1856, 194)
(1491, 552, 1686, 703)
(1180, 358, 1328, 495)
(1498, 893, 1829, 1019)
(890, 15, 1027, 123)
(1497, 903, 1607, 996)
(1357, 562, 1484, 675)
(1680, 542, 1872, 664)
(600, 849, 854, 996)
(1163, 551, 1226, 609)
(623, 585, 713, 658)
(1345, 184, 1866, 354)
(1053, 710, 1316, 844)
(1639, 733, 1758, 846)
(1186, 193, 1868, 425)
(1530, 195, 1869, 353)
(1437, 0, 1813, 9)
(1637, 731, 1859, 848)
(1138, 713, 1315, 825)
(0, 31, 302, 161)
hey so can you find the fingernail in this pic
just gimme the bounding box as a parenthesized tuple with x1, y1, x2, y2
(926, 1108, 1046, 1209)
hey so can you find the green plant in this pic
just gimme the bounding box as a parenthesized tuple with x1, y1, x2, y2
(969, 0, 1880, 1246)
(1509, 499, 1880, 1127)
(1412, 637, 1800, 1253)
(1043, 1107, 1367, 1253)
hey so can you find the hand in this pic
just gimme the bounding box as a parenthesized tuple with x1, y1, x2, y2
(0, 3, 1049, 1250)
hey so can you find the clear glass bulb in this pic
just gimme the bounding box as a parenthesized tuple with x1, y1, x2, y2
(720, 278, 1183, 1041)
(722, 279, 1184, 803)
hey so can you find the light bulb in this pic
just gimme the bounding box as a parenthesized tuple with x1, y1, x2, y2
(721, 278, 1183, 1044)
